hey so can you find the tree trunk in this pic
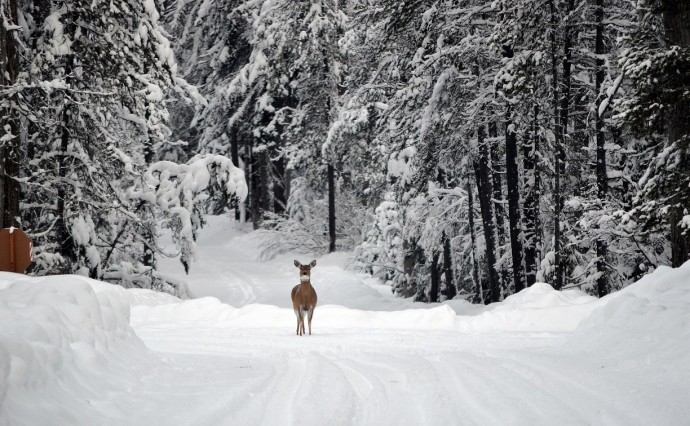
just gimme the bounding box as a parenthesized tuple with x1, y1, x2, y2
(429, 251, 440, 303)
(572, 90, 588, 197)
(661, 1, 690, 46)
(230, 126, 242, 221)
(54, 14, 79, 274)
(248, 142, 261, 229)
(474, 125, 500, 303)
(328, 163, 336, 253)
(273, 157, 287, 215)
(401, 239, 416, 298)
(21, 0, 49, 232)
(489, 122, 508, 291)
(595, 0, 609, 296)
(505, 105, 525, 293)
(489, 123, 505, 248)
(0, 0, 5, 229)
(568, 0, 587, 198)
(523, 105, 541, 286)
(467, 179, 482, 302)
(661, 0, 690, 266)
(139, 108, 156, 275)
(1, 0, 20, 228)
(442, 232, 456, 300)
(57, 51, 75, 273)
(259, 150, 271, 215)
(57, 109, 73, 271)
(671, 206, 690, 267)
(550, 0, 564, 290)
(501, 44, 526, 294)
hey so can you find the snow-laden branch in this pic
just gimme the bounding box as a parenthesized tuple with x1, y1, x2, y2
(598, 72, 625, 118)
(130, 154, 247, 272)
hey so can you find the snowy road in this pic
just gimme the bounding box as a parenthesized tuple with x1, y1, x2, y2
(2, 216, 688, 425)
(133, 217, 687, 425)
(131, 325, 676, 426)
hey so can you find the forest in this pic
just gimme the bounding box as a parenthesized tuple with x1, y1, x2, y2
(0, 0, 688, 304)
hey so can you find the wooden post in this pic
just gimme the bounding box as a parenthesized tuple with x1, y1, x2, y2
(9, 230, 15, 272)
(0, 228, 32, 273)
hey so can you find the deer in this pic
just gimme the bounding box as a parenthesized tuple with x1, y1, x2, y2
(291, 259, 318, 336)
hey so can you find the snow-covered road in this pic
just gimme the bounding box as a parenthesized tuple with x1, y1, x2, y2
(2, 216, 689, 425)
(130, 325, 677, 426)
(139, 216, 688, 425)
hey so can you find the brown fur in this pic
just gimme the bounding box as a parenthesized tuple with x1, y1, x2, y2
(291, 260, 318, 335)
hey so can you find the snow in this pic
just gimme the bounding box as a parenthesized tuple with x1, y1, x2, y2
(44, 10, 72, 58)
(598, 73, 624, 117)
(1, 216, 689, 424)
(571, 264, 690, 365)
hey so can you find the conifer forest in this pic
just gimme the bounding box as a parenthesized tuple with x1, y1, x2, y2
(1, 0, 689, 304)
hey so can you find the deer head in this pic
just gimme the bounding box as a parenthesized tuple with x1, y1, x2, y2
(294, 259, 316, 283)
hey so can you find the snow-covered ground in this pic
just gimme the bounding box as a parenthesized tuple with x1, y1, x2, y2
(1, 215, 689, 425)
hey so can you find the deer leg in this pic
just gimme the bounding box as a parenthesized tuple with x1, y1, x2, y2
(300, 315, 304, 336)
(294, 308, 301, 335)
(299, 310, 306, 336)
(307, 308, 314, 335)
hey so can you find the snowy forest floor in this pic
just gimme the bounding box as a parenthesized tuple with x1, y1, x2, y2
(2, 215, 689, 425)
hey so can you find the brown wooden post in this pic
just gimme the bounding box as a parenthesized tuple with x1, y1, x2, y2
(9, 230, 15, 272)
(0, 228, 32, 273)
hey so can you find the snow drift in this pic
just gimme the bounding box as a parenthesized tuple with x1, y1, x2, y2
(570, 263, 690, 368)
(0, 273, 157, 424)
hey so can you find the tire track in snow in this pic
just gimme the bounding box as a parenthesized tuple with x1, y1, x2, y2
(496, 351, 656, 424)
(326, 354, 430, 425)
(445, 350, 649, 425)
(184, 250, 296, 308)
(226, 353, 363, 426)
(132, 322, 683, 425)
(449, 352, 588, 424)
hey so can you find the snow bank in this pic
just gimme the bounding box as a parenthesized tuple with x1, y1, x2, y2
(126, 288, 182, 306)
(132, 296, 240, 324)
(132, 282, 598, 333)
(454, 283, 599, 333)
(131, 297, 459, 330)
(570, 263, 690, 367)
(0, 273, 156, 424)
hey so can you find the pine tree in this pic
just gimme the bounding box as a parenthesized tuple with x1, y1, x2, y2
(622, 0, 690, 267)
(0, 0, 246, 294)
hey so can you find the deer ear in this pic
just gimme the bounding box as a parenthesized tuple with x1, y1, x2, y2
(310, 260, 317, 267)
(294, 260, 301, 267)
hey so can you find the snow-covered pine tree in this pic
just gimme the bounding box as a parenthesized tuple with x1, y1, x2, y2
(0, 0, 247, 295)
(161, 0, 254, 204)
(618, 0, 690, 269)
(334, 0, 423, 295)
(354, 192, 403, 285)
(222, 0, 346, 246)
(12, 0, 176, 288)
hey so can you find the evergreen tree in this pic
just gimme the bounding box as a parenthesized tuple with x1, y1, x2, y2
(0, 0, 246, 295)
(619, 0, 690, 268)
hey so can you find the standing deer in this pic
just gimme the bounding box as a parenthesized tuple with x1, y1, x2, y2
(291, 259, 317, 336)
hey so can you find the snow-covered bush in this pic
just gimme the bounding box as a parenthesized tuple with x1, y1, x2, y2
(353, 192, 404, 286)
(539, 196, 670, 295)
